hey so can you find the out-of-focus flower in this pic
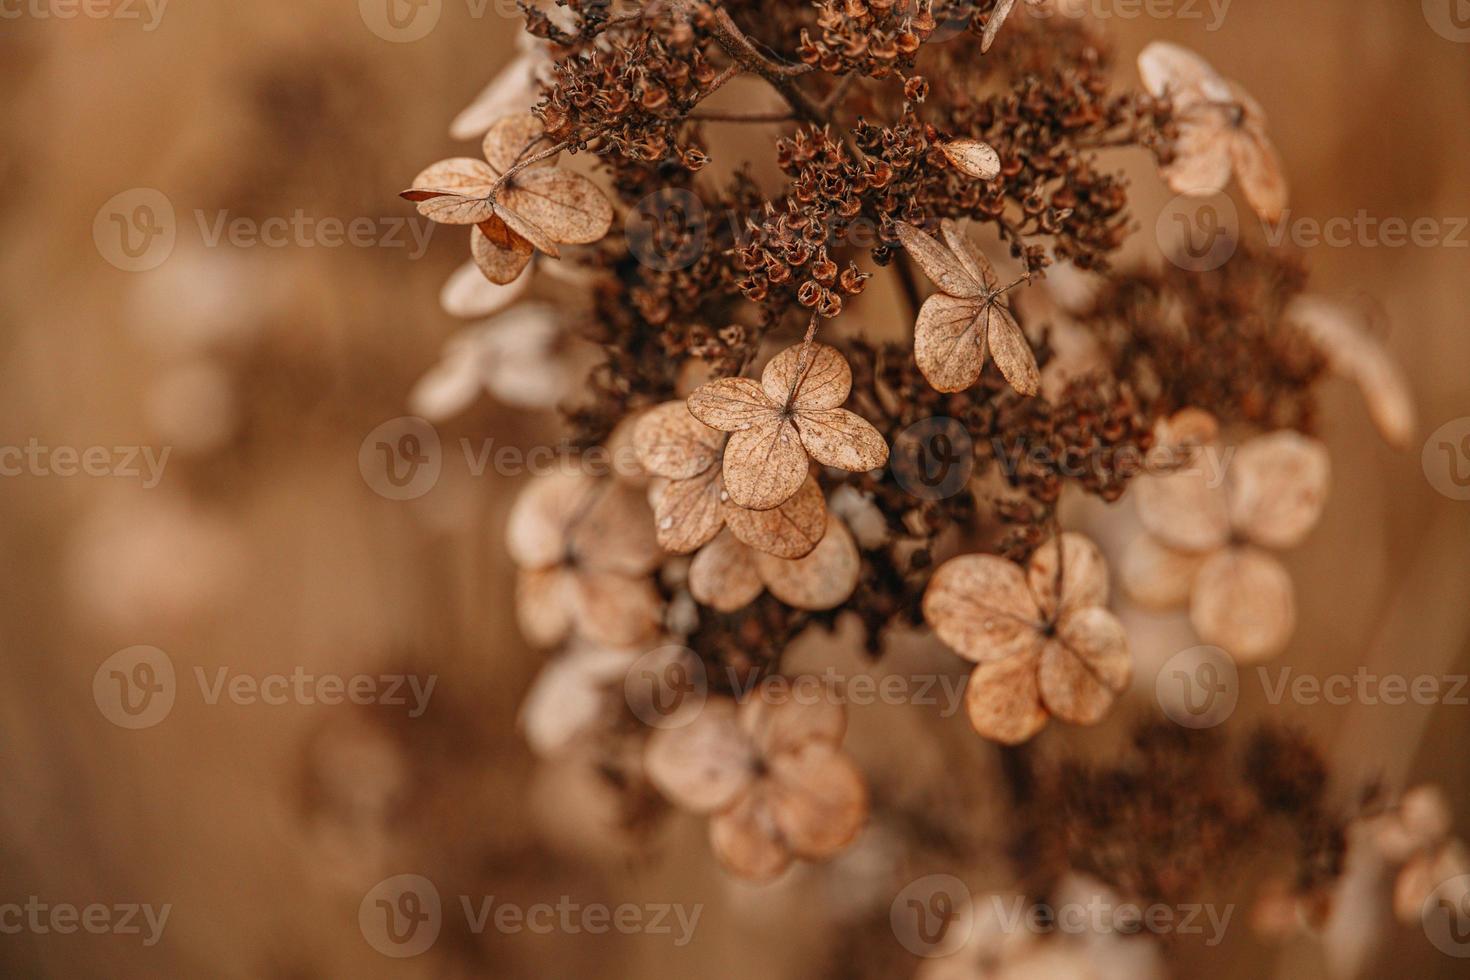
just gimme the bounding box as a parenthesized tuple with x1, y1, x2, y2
(409, 303, 574, 419)
(924, 534, 1132, 744)
(519, 644, 640, 757)
(687, 516, 861, 613)
(644, 690, 868, 880)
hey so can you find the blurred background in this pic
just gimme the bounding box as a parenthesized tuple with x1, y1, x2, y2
(1, 1, 1467, 977)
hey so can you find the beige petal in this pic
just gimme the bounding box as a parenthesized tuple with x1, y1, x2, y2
(645, 698, 754, 812)
(980, 0, 1018, 52)
(922, 553, 1044, 663)
(500, 168, 614, 246)
(709, 788, 791, 880)
(722, 416, 810, 511)
(761, 342, 852, 411)
(794, 408, 890, 473)
(940, 138, 1001, 180)
(471, 222, 535, 284)
(1350, 337, 1417, 451)
(940, 219, 999, 291)
(741, 688, 847, 756)
(567, 481, 661, 575)
(440, 258, 532, 318)
(506, 471, 596, 569)
(1133, 463, 1231, 554)
(1394, 845, 1470, 925)
(1026, 533, 1110, 620)
(986, 304, 1040, 397)
(573, 570, 663, 648)
(1038, 608, 1131, 725)
(633, 400, 725, 480)
(767, 745, 868, 859)
(895, 222, 984, 298)
(408, 348, 483, 423)
(1190, 546, 1295, 663)
(965, 653, 1048, 744)
(516, 567, 576, 648)
(1162, 114, 1234, 197)
(1137, 41, 1227, 107)
(689, 530, 765, 612)
(724, 474, 827, 560)
(519, 646, 638, 756)
(1228, 431, 1330, 550)
(755, 515, 860, 611)
(1231, 125, 1288, 224)
(1119, 532, 1204, 610)
(686, 378, 777, 432)
(914, 293, 987, 393)
(450, 47, 544, 141)
(402, 158, 499, 224)
(481, 112, 556, 176)
(488, 203, 560, 259)
(650, 471, 726, 555)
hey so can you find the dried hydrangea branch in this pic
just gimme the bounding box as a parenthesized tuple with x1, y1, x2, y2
(683, 1, 827, 123)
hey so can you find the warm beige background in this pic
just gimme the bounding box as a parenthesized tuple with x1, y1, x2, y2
(1, 2, 1467, 977)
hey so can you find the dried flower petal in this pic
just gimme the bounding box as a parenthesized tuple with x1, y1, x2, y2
(645, 699, 754, 812)
(1038, 608, 1131, 725)
(741, 688, 847, 757)
(754, 515, 860, 611)
(1119, 532, 1205, 610)
(1190, 546, 1296, 662)
(481, 112, 557, 176)
(650, 472, 725, 554)
(766, 745, 868, 858)
(1027, 532, 1110, 620)
(634, 401, 724, 481)
(896, 221, 984, 298)
(710, 789, 791, 880)
(723, 474, 827, 559)
(965, 652, 1047, 744)
(761, 342, 852, 410)
(403, 158, 499, 224)
(923, 554, 1043, 663)
(723, 416, 810, 510)
(689, 530, 764, 612)
(1287, 295, 1416, 449)
(471, 223, 535, 285)
(499, 168, 614, 245)
(1228, 431, 1330, 550)
(940, 138, 1002, 180)
(440, 258, 531, 318)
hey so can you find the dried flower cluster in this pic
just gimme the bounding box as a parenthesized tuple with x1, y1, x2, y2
(399, 0, 1421, 912)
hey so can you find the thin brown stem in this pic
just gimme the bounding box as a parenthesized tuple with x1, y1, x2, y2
(784, 313, 824, 411)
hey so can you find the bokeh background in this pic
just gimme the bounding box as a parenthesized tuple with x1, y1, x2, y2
(1, 1, 1467, 977)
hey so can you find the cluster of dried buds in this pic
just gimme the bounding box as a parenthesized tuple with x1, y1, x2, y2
(395, 0, 1421, 893)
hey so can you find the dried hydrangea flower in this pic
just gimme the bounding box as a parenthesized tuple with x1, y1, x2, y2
(688, 516, 861, 613)
(519, 644, 639, 758)
(633, 401, 829, 557)
(896, 220, 1040, 396)
(507, 471, 664, 648)
(1121, 411, 1330, 662)
(924, 533, 1132, 744)
(644, 690, 868, 880)
(402, 112, 613, 284)
(1137, 41, 1287, 222)
(687, 342, 889, 511)
(409, 303, 573, 419)
(938, 138, 1001, 180)
(1286, 294, 1417, 450)
(1361, 785, 1470, 924)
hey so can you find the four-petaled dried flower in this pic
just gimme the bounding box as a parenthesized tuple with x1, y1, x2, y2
(507, 471, 664, 648)
(687, 343, 889, 511)
(1365, 785, 1470, 924)
(409, 303, 574, 419)
(402, 112, 613, 284)
(1138, 41, 1288, 223)
(519, 644, 639, 758)
(897, 219, 1040, 396)
(688, 516, 861, 613)
(924, 533, 1132, 744)
(633, 401, 829, 558)
(1121, 410, 1329, 662)
(644, 689, 868, 880)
